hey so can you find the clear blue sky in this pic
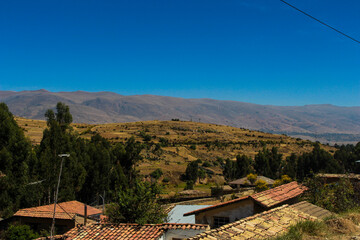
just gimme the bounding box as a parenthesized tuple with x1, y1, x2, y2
(1, 0, 359, 106)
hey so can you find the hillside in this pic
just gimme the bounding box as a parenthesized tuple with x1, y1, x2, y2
(2, 90, 360, 144)
(16, 117, 336, 186)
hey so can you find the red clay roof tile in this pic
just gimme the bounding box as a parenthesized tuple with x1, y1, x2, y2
(15, 200, 102, 217)
(251, 181, 308, 208)
(62, 223, 209, 239)
(14, 210, 75, 220)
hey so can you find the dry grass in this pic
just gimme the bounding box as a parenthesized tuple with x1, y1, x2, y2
(15, 117, 336, 187)
(273, 209, 360, 240)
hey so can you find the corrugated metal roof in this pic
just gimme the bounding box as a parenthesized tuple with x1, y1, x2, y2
(168, 205, 212, 223)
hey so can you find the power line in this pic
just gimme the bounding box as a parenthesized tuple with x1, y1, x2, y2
(280, 0, 360, 44)
(57, 204, 83, 226)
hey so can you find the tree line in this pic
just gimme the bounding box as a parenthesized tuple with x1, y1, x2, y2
(222, 143, 360, 181)
(0, 102, 164, 223)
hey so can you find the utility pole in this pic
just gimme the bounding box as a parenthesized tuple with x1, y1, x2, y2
(99, 191, 106, 214)
(50, 154, 70, 240)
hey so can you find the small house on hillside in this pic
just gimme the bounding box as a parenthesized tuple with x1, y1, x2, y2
(50, 223, 210, 240)
(229, 176, 275, 189)
(184, 181, 307, 228)
(188, 203, 328, 240)
(1, 201, 102, 234)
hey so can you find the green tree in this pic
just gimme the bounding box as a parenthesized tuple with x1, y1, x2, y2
(254, 148, 272, 178)
(185, 161, 199, 182)
(304, 176, 360, 213)
(106, 181, 166, 224)
(223, 159, 237, 181)
(283, 153, 297, 179)
(254, 147, 282, 179)
(0, 103, 39, 217)
(236, 154, 252, 178)
(5, 224, 39, 240)
(150, 168, 163, 180)
(38, 102, 86, 203)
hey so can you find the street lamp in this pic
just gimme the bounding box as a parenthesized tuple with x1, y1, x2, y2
(50, 154, 70, 239)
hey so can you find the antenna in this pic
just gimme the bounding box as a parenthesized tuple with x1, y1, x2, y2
(50, 154, 70, 240)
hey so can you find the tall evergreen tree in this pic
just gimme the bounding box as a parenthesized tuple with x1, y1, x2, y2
(235, 154, 253, 178)
(0, 103, 39, 217)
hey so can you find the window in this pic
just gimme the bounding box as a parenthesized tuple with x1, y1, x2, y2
(213, 216, 230, 228)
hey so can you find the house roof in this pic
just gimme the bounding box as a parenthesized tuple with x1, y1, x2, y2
(251, 181, 308, 208)
(168, 205, 212, 223)
(291, 201, 333, 219)
(162, 223, 210, 230)
(188, 204, 317, 240)
(184, 182, 307, 216)
(62, 223, 209, 239)
(14, 210, 76, 220)
(229, 176, 275, 186)
(14, 200, 102, 218)
(183, 196, 250, 216)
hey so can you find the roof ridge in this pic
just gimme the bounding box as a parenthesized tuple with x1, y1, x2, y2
(183, 195, 250, 216)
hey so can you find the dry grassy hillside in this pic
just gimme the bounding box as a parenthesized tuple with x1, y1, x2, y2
(16, 117, 336, 187)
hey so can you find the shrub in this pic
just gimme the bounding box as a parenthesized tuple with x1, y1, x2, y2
(273, 220, 325, 240)
(255, 179, 269, 192)
(304, 176, 360, 213)
(5, 224, 39, 240)
(184, 180, 194, 190)
(150, 169, 163, 180)
(273, 179, 282, 188)
(273, 175, 293, 187)
(202, 161, 211, 167)
(211, 183, 223, 197)
(247, 173, 258, 184)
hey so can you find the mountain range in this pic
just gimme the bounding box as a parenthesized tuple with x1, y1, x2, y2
(1, 89, 359, 144)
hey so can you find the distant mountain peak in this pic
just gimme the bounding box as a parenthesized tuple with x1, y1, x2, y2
(0, 90, 359, 144)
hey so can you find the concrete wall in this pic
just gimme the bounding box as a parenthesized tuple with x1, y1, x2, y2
(194, 198, 255, 228)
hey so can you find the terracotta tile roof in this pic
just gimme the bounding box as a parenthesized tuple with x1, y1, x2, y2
(251, 181, 308, 208)
(62, 223, 209, 239)
(229, 176, 275, 186)
(162, 223, 209, 230)
(291, 201, 333, 219)
(188, 204, 317, 240)
(183, 196, 250, 216)
(14, 210, 75, 220)
(16, 200, 102, 217)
